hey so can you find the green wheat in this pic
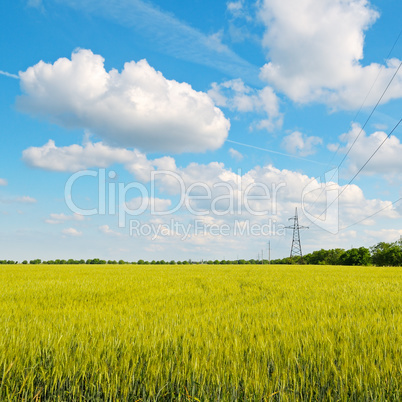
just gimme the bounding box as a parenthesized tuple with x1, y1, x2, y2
(0, 264, 401, 400)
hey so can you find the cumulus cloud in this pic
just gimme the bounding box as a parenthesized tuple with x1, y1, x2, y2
(0, 196, 36, 204)
(126, 197, 172, 213)
(45, 213, 85, 225)
(364, 228, 402, 243)
(258, 0, 402, 109)
(146, 156, 396, 233)
(227, 1, 243, 16)
(62, 227, 82, 237)
(281, 131, 322, 156)
(209, 78, 282, 131)
(21, 138, 399, 240)
(17, 49, 230, 153)
(229, 148, 244, 161)
(0, 178, 7, 186)
(31, 147, 397, 253)
(22, 139, 169, 182)
(99, 225, 122, 236)
(16, 196, 36, 203)
(23, 138, 143, 170)
(336, 123, 402, 177)
(327, 143, 340, 152)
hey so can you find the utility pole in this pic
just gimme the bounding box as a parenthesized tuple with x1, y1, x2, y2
(285, 208, 308, 263)
(268, 241, 271, 264)
(261, 249, 264, 264)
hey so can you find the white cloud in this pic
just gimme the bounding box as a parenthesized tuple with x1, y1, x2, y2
(17, 49, 230, 153)
(281, 131, 322, 156)
(226, 0, 256, 43)
(229, 148, 244, 161)
(0, 178, 7, 186)
(209, 78, 282, 131)
(27, 0, 43, 9)
(17, 152, 398, 258)
(22, 138, 174, 182)
(227, 1, 243, 15)
(206, 30, 227, 53)
(61, 0, 260, 86)
(22, 137, 400, 248)
(99, 225, 122, 237)
(258, 0, 402, 109)
(23, 139, 145, 171)
(45, 213, 85, 224)
(0, 196, 36, 204)
(62, 227, 82, 237)
(15, 196, 36, 203)
(126, 197, 172, 213)
(148, 157, 397, 233)
(0, 71, 19, 79)
(372, 123, 388, 131)
(337, 123, 402, 177)
(364, 229, 402, 243)
(22, 135, 399, 241)
(327, 143, 340, 152)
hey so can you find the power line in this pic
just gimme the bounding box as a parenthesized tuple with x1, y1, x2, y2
(313, 61, 402, 204)
(307, 61, 402, 213)
(327, 28, 402, 170)
(306, 29, 402, 215)
(342, 118, 402, 186)
(339, 197, 402, 231)
(336, 61, 402, 169)
(383, 27, 402, 63)
(306, 196, 402, 234)
(323, 28, 402, 171)
(285, 207, 308, 262)
(311, 117, 402, 225)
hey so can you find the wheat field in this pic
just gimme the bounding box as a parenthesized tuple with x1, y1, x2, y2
(0, 264, 401, 401)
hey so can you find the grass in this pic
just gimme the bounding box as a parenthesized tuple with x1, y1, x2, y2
(0, 264, 401, 401)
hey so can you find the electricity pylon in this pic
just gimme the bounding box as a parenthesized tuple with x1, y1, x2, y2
(286, 208, 308, 262)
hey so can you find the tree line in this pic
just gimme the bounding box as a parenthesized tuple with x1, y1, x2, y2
(272, 240, 402, 266)
(1, 240, 402, 266)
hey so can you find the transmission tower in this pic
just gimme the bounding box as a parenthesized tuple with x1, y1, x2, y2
(285, 208, 308, 262)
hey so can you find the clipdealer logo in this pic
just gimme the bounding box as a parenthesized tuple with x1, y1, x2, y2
(64, 169, 287, 228)
(128, 218, 285, 240)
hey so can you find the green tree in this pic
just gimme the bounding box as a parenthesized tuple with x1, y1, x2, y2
(339, 247, 370, 266)
(371, 241, 402, 266)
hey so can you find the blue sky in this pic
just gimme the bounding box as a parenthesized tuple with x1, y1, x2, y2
(1, 0, 402, 261)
